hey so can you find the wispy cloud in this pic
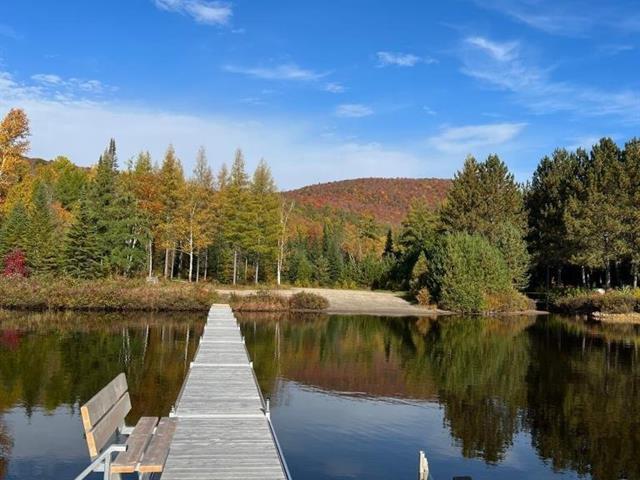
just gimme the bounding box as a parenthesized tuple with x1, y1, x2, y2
(460, 35, 640, 123)
(324, 82, 345, 93)
(597, 44, 634, 56)
(153, 0, 232, 25)
(465, 37, 518, 61)
(423, 106, 437, 115)
(427, 122, 526, 153)
(223, 63, 327, 82)
(335, 104, 374, 118)
(475, 0, 640, 37)
(376, 51, 436, 67)
(31, 73, 113, 95)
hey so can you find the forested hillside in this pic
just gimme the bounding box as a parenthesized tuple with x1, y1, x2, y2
(284, 177, 451, 226)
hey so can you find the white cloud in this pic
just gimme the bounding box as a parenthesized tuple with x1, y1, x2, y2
(427, 123, 526, 153)
(30, 73, 112, 95)
(598, 44, 634, 55)
(0, 68, 455, 188)
(153, 0, 232, 25)
(31, 74, 64, 85)
(376, 51, 436, 67)
(324, 82, 345, 93)
(475, 0, 640, 37)
(223, 63, 327, 82)
(465, 37, 518, 61)
(461, 35, 640, 123)
(335, 104, 374, 118)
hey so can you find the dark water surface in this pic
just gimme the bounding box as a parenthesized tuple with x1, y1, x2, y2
(0, 310, 639, 479)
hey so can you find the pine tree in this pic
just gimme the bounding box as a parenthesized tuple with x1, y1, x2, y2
(525, 149, 580, 286)
(442, 154, 529, 289)
(248, 159, 279, 284)
(128, 151, 162, 277)
(158, 145, 185, 278)
(0, 200, 29, 262)
(87, 139, 119, 271)
(63, 198, 102, 278)
(26, 182, 59, 273)
(221, 149, 253, 284)
(383, 228, 395, 258)
(565, 138, 627, 287)
(623, 138, 640, 286)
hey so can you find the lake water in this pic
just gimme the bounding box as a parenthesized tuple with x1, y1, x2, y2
(0, 310, 638, 480)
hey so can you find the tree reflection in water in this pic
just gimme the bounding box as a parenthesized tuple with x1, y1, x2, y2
(239, 312, 640, 480)
(0, 309, 204, 480)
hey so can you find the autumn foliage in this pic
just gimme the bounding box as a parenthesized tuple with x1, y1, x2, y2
(284, 177, 451, 226)
(2, 249, 28, 277)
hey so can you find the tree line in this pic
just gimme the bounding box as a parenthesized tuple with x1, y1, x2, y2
(2, 107, 640, 296)
(0, 109, 288, 283)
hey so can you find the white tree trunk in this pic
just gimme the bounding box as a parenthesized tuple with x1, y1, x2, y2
(255, 260, 259, 285)
(188, 229, 194, 282)
(164, 248, 170, 278)
(233, 250, 237, 285)
(204, 250, 208, 281)
(196, 250, 200, 283)
(277, 200, 294, 286)
(148, 239, 153, 278)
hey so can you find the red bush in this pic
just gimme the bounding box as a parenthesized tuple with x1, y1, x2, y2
(3, 249, 28, 278)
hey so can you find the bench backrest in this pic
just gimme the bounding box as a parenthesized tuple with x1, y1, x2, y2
(80, 373, 132, 458)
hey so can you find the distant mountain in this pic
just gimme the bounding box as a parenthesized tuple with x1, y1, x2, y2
(283, 177, 451, 226)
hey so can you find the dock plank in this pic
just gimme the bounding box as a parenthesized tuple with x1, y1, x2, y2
(162, 304, 288, 480)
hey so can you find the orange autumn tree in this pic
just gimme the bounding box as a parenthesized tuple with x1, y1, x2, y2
(0, 109, 30, 205)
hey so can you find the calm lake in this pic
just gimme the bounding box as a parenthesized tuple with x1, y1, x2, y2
(0, 310, 638, 480)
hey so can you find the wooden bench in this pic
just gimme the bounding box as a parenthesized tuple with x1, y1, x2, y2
(74, 373, 176, 480)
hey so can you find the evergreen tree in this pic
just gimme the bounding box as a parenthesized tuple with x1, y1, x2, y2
(158, 145, 185, 278)
(623, 138, 640, 286)
(565, 138, 627, 287)
(221, 149, 253, 284)
(127, 151, 161, 277)
(26, 182, 59, 273)
(0, 200, 29, 262)
(63, 198, 102, 278)
(525, 149, 581, 286)
(383, 228, 395, 258)
(248, 159, 279, 283)
(442, 154, 529, 289)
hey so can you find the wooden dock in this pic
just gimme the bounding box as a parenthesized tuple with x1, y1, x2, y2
(161, 304, 291, 479)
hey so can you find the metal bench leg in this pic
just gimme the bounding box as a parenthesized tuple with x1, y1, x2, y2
(73, 445, 127, 480)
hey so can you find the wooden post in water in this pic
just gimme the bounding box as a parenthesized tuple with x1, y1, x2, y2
(419, 450, 429, 480)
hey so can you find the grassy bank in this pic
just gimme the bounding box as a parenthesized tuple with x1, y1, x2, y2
(0, 277, 219, 311)
(552, 288, 640, 320)
(0, 277, 330, 313)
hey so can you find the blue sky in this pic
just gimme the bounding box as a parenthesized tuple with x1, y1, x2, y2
(1, 0, 639, 189)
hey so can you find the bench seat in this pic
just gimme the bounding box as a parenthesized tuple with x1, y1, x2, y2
(76, 373, 176, 480)
(111, 416, 158, 474)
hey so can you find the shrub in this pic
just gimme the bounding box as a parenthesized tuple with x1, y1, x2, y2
(430, 233, 513, 313)
(553, 289, 639, 314)
(289, 291, 329, 310)
(415, 287, 431, 306)
(3, 249, 28, 278)
(229, 291, 289, 312)
(483, 290, 536, 312)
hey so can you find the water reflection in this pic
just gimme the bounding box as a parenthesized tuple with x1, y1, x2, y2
(239, 313, 640, 480)
(0, 310, 204, 479)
